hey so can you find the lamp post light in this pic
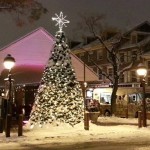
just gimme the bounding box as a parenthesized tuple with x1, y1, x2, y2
(136, 63, 147, 127)
(3, 54, 15, 137)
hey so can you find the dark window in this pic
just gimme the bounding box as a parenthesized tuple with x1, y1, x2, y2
(119, 74, 124, 83)
(98, 69, 103, 80)
(131, 51, 137, 59)
(97, 50, 103, 60)
(88, 52, 93, 62)
(147, 77, 150, 86)
(148, 61, 150, 69)
(90, 66, 98, 73)
(108, 68, 113, 77)
(131, 71, 137, 82)
(120, 53, 125, 62)
(131, 34, 137, 44)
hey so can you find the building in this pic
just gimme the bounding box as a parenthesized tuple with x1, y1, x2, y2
(72, 21, 150, 92)
(0, 27, 99, 113)
(72, 21, 150, 117)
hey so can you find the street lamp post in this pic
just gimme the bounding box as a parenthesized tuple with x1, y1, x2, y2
(136, 63, 147, 127)
(83, 62, 89, 130)
(83, 81, 89, 130)
(3, 54, 15, 137)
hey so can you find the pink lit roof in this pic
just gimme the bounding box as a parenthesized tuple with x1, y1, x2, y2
(0, 27, 99, 85)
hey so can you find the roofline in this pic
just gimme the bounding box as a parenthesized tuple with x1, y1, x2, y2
(0, 27, 55, 52)
(70, 52, 99, 80)
(123, 20, 150, 36)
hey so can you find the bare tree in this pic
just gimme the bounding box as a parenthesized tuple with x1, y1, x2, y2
(74, 12, 119, 42)
(78, 14, 137, 115)
(0, 0, 47, 27)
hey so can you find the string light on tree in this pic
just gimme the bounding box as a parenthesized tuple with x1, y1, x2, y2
(29, 12, 83, 128)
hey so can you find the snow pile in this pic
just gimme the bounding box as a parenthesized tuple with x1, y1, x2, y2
(1, 116, 150, 149)
(24, 116, 150, 144)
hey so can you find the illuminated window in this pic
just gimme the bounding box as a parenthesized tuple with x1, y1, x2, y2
(100, 93, 111, 104)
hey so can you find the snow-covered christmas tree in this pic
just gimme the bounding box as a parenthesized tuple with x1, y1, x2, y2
(29, 12, 84, 128)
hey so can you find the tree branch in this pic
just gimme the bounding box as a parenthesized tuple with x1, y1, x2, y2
(80, 48, 113, 83)
(119, 62, 134, 75)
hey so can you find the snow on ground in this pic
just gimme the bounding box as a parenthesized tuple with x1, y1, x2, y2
(1, 117, 150, 149)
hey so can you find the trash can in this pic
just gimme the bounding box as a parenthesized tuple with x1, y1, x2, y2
(89, 112, 100, 123)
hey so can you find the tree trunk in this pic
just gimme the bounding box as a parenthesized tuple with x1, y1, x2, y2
(111, 78, 119, 115)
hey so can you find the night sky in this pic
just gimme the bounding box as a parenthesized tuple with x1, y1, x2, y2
(0, 0, 150, 48)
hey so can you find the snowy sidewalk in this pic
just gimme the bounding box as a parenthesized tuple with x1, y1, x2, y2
(0, 117, 150, 149)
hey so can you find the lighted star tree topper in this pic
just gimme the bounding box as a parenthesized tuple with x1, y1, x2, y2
(29, 12, 84, 127)
(52, 11, 70, 32)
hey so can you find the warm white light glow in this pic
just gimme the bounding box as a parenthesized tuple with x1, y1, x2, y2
(89, 88, 93, 91)
(136, 63, 147, 77)
(52, 12, 70, 32)
(137, 68, 147, 76)
(3, 61, 15, 70)
(87, 91, 92, 97)
(84, 82, 87, 88)
(30, 124, 34, 129)
(3, 54, 15, 70)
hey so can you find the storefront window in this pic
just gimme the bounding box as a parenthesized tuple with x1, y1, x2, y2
(100, 92, 111, 104)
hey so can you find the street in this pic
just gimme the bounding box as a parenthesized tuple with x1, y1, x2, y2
(1, 140, 150, 150)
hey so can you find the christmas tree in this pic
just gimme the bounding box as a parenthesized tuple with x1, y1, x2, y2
(29, 12, 84, 128)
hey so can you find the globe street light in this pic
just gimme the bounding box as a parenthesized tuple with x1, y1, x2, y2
(3, 54, 15, 70)
(136, 63, 147, 127)
(3, 54, 15, 111)
(3, 54, 15, 137)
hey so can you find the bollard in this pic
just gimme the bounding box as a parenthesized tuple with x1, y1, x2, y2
(5, 114, 11, 137)
(18, 114, 23, 136)
(0, 118, 4, 133)
(84, 112, 89, 130)
(125, 108, 128, 119)
(138, 111, 142, 128)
